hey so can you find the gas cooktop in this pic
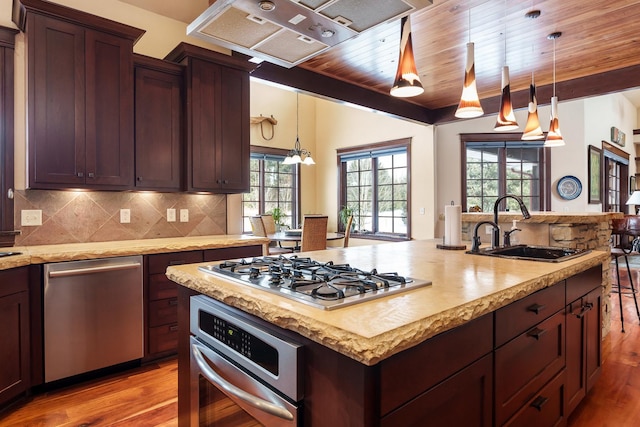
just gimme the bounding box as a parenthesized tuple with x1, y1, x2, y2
(198, 255, 432, 310)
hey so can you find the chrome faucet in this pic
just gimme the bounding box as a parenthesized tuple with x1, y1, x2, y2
(470, 221, 499, 253)
(492, 195, 531, 247)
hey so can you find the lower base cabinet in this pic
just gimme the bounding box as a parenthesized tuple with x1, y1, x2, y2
(0, 267, 30, 408)
(177, 265, 603, 427)
(145, 245, 262, 360)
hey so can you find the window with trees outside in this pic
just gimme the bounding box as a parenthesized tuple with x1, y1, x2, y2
(338, 138, 410, 239)
(462, 134, 551, 213)
(242, 147, 300, 233)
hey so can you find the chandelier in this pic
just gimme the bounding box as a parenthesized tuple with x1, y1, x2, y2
(283, 93, 315, 165)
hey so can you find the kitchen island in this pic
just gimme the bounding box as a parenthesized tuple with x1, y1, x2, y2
(167, 239, 609, 426)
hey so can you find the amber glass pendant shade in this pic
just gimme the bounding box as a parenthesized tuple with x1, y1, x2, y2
(455, 42, 483, 118)
(522, 76, 544, 140)
(390, 16, 424, 98)
(544, 96, 564, 146)
(494, 66, 518, 131)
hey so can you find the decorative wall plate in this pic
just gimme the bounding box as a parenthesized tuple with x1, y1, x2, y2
(557, 175, 582, 200)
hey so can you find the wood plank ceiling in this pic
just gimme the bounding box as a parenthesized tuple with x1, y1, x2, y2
(124, 0, 640, 124)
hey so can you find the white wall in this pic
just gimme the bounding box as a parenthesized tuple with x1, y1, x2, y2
(435, 93, 638, 238)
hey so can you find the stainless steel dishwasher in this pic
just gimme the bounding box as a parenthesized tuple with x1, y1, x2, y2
(44, 255, 144, 383)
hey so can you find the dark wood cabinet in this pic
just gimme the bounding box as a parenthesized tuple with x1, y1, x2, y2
(134, 55, 184, 191)
(380, 315, 493, 427)
(0, 267, 30, 408)
(165, 43, 255, 193)
(16, 0, 144, 190)
(565, 267, 602, 415)
(145, 245, 262, 360)
(174, 268, 599, 427)
(0, 27, 18, 247)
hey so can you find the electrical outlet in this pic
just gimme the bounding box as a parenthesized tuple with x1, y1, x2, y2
(420, 207, 426, 215)
(21, 209, 42, 226)
(120, 209, 131, 224)
(485, 225, 493, 235)
(180, 209, 189, 222)
(167, 208, 176, 222)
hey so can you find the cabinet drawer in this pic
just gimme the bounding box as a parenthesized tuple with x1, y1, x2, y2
(566, 266, 601, 304)
(495, 310, 565, 426)
(380, 313, 493, 416)
(495, 282, 565, 347)
(149, 274, 177, 301)
(381, 353, 493, 427)
(148, 323, 178, 355)
(147, 250, 203, 274)
(149, 298, 178, 327)
(203, 245, 262, 262)
(503, 370, 567, 427)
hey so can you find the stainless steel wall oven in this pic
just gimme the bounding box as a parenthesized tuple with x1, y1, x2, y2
(189, 295, 303, 426)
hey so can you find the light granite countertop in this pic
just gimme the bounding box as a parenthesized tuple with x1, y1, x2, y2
(166, 239, 609, 366)
(0, 235, 268, 270)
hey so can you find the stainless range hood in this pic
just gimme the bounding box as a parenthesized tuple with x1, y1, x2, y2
(187, 0, 433, 68)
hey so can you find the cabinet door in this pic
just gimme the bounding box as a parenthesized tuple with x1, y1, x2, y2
(0, 268, 30, 408)
(216, 66, 250, 192)
(85, 29, 134, 188)
(188, 57, 220, 191)
(134, 62, 183, 190)
(584, 287, 602, 392)
(565, 286, 602, 415)
(29, 14, 86, 187)
(0, 27, 17, 246)
(187, 58, 250, 193)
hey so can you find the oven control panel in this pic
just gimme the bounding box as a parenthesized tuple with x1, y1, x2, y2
(199, 310, 279, 376)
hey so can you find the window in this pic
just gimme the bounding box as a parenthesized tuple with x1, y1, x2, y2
(462, 134, 550, 212)
(338, 138, 410, 239)
(242, 147, 300, 232)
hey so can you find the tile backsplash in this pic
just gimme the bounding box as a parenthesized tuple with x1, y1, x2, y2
(14, 190, 227, 246)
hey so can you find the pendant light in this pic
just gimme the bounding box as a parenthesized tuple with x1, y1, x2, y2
(545, 32, 564, 147)
(521, 74, 543, 139)
(390, 16, 424, 98)
(283, 93, 315, 165)
(494, 1, 518, 131)
(455, 8, 483, 118)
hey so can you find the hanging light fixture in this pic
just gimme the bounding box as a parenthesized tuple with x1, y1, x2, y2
(455, 9, 483, 118)
(390, 16, 424, 98)
(494, 2, 518, 131)
(283, 93, 315, 165)
(545, 31, 564, 147)
(521, 73, 543, 139)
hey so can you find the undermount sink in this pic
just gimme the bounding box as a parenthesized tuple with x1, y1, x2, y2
(468, 245, 590, 262)
(0, 252, 21, 258)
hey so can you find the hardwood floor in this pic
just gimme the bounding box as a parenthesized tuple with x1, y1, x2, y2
(0, 359, 178, 427)
(2, 264, 640, 427)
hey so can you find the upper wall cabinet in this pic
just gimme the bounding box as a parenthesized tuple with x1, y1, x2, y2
(14, 0, 145, 190)
(134, 55, 184, 192)
(165, 44, 256, 194)
(0, 27, 18, 247)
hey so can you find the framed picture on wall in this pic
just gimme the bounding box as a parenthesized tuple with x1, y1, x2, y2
(588, 145, 602, 204)
(631, 175, 637, 195)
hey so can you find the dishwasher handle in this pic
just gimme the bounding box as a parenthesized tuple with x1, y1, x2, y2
(48, 262, 141, 278)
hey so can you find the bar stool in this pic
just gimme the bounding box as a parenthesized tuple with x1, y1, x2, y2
(611, 216, 640, 332)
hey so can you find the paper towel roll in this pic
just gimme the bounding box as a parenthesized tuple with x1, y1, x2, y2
(444, 205, 462, 246)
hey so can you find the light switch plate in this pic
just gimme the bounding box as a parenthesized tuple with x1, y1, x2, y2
(21, 209, 42, 226)
(120, 209, 131, 224)
(180, 209, 189, 222)
(167, 208, 176, 222)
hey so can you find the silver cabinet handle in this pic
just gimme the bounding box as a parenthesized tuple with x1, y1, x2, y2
(191, 342, 294, 421)
(48, 262, 141, 278)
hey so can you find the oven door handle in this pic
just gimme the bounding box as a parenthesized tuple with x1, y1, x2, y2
(192, 342, 295, 421)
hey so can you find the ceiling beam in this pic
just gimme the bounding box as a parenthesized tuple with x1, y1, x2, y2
(249, 60, 435, 125)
